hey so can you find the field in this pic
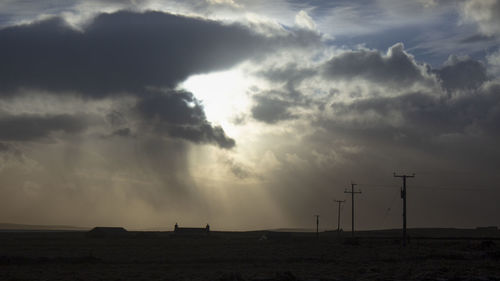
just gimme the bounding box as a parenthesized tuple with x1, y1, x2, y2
(1, 230, 499, 281)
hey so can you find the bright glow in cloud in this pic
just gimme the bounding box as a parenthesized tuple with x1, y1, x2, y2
(295, 10, 317, 31)
(206, 0, 241, 7)
(181, 68, 255, 138)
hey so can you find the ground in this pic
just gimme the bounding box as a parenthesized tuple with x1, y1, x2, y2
(0, 230, 499, 281)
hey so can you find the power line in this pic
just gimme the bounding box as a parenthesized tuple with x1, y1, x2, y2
(314, 215, 320, 238)
(334, 199, 345, 235)
(344, 182, 361, 238)
(394, 173, 415, 247)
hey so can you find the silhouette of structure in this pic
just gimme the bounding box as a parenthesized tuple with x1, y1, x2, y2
(86, 227, 128, 238)
(173, 223, 210, 236)
(344, 183, 361, 238)
(334, 199, 345, 235)
(394, 173, 415, 247)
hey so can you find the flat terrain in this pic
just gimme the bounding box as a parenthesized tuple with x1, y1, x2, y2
(0, 230, 499, 281)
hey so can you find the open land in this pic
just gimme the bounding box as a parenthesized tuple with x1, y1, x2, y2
(1, 229, 499, 281)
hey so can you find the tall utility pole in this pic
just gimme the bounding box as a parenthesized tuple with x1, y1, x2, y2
(334, 200, 345, 234)
(394, 173, 415, 247)
(315, 215, 320, 237)
(344, 183, 362, 238)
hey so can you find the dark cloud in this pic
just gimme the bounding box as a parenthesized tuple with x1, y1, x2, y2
(0, 11, 266, 96)
(435, 55, 488, 91)
(0, 142, 25, 171)
(323, 43, 432, 87)
(136, 90, 235, 149)
(0, 142, 23, 158)
(336, 86, 498, 135)
(106, 110, 128, 129)
(251, 94, 297, 124)
(111, 127, 132, 137)
(0, 10, 322, 147)
(252, 43, 438, 126)
(317, 81, 500, 171)
(0, 142, 11, 152)
(257, 63, 316, 84)
(222, 157, 254, 180)
(251, 64, 318, 124)
(0, 10, 319, 97)
(0, 113, 89, 141)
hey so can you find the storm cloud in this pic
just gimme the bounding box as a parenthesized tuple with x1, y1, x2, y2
(251, 94, 297, 124)
(323, 43, 434, 88)
(0, 10, 319, 97)
(0, 113, 89, 141)
(0, 11, 266, 96)
(435, 55, 489, 91)
(136, 90, 235, 148)
(324, 85, 500, 141)
(0, 10, 321, 147)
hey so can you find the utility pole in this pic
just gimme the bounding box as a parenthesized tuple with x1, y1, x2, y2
(334, 200, 345, 235)
(315, 215, 320, 238)
(344, 183, 361, 238)
(394, 173, 415, 247)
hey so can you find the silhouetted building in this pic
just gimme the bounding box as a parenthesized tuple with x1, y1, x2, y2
(173, 223, 210, 236)
(86, 227, 128, 238)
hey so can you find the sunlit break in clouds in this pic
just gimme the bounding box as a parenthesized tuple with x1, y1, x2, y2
(0, 0, 499, 231)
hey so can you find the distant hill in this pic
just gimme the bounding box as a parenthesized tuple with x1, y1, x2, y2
(1, 223, 498, 237)
(0, 223, 89, 231)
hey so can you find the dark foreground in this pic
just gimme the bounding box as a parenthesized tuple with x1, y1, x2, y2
(1, 230, 499, 281)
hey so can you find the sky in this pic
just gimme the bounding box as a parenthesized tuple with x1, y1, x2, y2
(0, 0, 499, 231)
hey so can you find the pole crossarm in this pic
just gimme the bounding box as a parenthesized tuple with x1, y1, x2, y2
(393, 173, 415, 178)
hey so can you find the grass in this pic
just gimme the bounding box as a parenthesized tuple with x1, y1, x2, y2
(0, 231, 499, 280)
